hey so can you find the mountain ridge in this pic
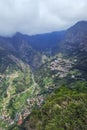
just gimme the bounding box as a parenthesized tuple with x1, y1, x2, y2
(0, 20, 87, 130)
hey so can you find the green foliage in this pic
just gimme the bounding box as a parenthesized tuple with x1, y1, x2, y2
(0, 57, 34, 129)
(0, 77, 9, 97)
(23, 83, 87, 130)
(74, 81, 87, 92)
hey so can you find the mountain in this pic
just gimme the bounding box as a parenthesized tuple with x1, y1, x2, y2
(0, 36, 42, 70)
(0, 21, 87, 130)
(59, 21, 87, 53)
(58, 21, 87, 78)
(0, 30, 66, 71)
(13, 31, 65, 52)
(0, 21, 87, 72)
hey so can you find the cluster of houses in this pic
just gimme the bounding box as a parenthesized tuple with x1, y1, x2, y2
(1, 95, 44, 126)
(49, 57, 73, 78)
(17, 95, 44, 125)
(27, 95, 44, 107)
(0, 110, 14, 125)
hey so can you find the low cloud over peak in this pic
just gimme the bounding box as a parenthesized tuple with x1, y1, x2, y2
(0, 0, 87, 36)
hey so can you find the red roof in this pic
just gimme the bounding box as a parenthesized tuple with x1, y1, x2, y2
(17, 119, 23, 125)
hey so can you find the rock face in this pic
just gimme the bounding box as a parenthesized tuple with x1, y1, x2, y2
(59, 21, 87, 53)
(0, 38, 42, 71)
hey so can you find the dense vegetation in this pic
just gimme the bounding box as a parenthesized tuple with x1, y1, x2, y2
(23, 81, 87, 130)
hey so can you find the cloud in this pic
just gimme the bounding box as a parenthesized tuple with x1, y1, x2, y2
(0, 0, 87, 36)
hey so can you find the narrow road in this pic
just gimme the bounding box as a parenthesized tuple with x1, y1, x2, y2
(12, 73, 39, 98)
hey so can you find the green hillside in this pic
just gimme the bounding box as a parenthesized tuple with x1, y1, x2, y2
(0, 55, 40, 130)
(23, 81, 87, 130)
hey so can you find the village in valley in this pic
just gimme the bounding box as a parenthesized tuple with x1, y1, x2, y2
(0, 54, 81, 128)
(0, 94, 44, 126)
(48, 54, 77, 78)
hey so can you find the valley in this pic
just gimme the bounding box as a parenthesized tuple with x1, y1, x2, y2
(0, 21, 87, 130)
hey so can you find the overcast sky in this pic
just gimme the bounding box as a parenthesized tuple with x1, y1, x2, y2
(0, 0, 87, 36)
